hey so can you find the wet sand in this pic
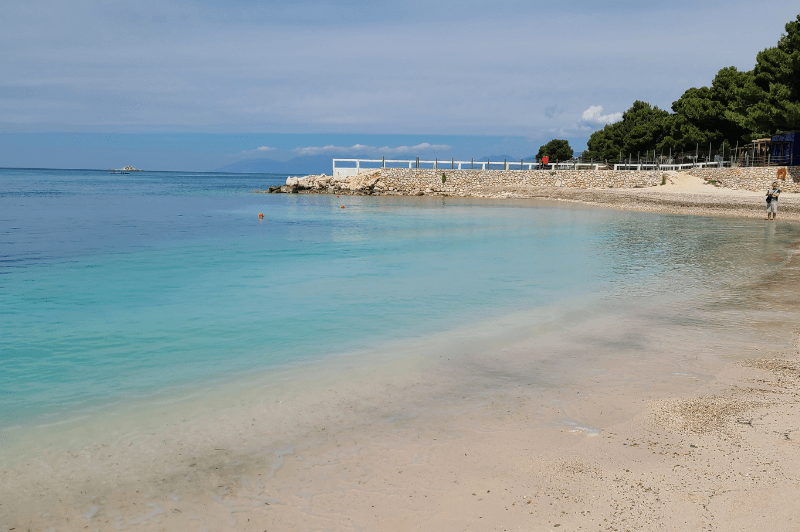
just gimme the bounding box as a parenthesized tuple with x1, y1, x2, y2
(3, 197, 800, 531)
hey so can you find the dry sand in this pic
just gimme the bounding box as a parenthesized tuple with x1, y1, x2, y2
(478, 171, 800, 221)
(3, 180, 800, 531)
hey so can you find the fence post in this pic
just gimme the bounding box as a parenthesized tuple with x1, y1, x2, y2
(521, 159, 523, 171)
(504, 159, 507, 170)
(471, 158, 474, 169)
(451, 158, 454, 169)
(356, 160, 360, 173)
(382, 156, 385, 168)
(416, 157, 419, 169)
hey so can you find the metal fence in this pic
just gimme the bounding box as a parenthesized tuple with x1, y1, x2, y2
(597, 145, 797, 169)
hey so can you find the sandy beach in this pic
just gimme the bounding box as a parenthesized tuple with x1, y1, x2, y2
(4, 246, 800, 531)
(471, 172, 800, 221)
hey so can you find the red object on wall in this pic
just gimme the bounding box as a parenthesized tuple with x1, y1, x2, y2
(542, 156, 549, 165)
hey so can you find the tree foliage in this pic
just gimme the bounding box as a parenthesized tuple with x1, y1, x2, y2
(536, 139, 573, 161)
(583, 13, 800, 159)
(583, 101, 669, 160)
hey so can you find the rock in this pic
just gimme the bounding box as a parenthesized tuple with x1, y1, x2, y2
(280, 185, 297, 194)
(268, 186, 281, 193)
(285, 177, 299, 186)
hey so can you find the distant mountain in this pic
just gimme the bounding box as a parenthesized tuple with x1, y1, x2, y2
(478, 154, 539, 162)
(477, 154, 516, 161)
(216, 155, 344, 175)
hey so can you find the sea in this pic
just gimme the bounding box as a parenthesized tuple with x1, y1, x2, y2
(1, 167, 799, 465)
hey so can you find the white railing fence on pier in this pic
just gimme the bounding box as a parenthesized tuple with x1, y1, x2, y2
(332, 158, 603, 177)
(332, 152, 781, 178)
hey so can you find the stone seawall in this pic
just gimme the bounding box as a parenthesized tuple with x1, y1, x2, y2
(378, 168, 664, 195)
(687, 166, 800, 192)
(267, 169, 668, 196)
(261, 166, 800, 197)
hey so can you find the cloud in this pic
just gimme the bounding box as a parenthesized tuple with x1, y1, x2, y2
(292, 143, 451, 156)
(241, 145, 275, 154)
(581, 105, 622, 125)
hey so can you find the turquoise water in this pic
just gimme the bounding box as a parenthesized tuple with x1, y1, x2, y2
(1, 168, 797, 447)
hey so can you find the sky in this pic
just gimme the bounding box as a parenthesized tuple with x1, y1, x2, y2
(1, 0, 798, 171)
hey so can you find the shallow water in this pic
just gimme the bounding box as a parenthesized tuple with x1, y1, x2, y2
(1, 168, 799, 464)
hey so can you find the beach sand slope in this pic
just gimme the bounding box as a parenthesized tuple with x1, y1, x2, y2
(482, 171, 800, 220)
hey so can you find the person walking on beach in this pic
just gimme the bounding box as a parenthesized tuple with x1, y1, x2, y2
(766, 181, 781, 220)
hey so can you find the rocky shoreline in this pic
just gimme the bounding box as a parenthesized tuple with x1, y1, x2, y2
(257, 172, 401, 196)
(255, 169, 800, 220)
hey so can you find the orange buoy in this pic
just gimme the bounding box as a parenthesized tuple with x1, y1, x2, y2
(258, 212, 264, 218)
(336, 195, 339, 198)
(341, 205, 345, 209)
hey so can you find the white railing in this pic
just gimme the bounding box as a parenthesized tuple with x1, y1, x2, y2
(332, 158, 755, 176)
(332, 158, 604, 177)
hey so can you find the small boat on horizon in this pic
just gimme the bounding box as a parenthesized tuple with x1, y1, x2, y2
(109, 166, 143, 173)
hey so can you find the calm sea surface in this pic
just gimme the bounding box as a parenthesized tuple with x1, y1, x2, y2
(1, 168, 798, 455)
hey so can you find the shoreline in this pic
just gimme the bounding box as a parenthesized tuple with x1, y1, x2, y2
(4, 193, 800, 530)
(489, 186, 800, 220)
(4, 253, 800, 530)
(266, 170, 800, 220)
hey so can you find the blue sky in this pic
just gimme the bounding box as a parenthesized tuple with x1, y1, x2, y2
(1, 0, 798, 171)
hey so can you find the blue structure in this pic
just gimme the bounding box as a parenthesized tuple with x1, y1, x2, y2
(770, 132, 800, 165)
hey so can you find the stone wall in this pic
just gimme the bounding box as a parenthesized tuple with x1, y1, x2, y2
(376, 168, 664, 195)
(270, 166, 800, 196)
(687, 166, 800, 192)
